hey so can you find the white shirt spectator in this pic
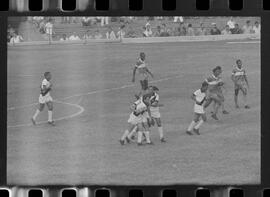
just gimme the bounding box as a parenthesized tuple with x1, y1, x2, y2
(117, 29, 125, 39)
(252, 24, 261, 34)
(106, 31, 116, 39)
(174, 16, 184, 23)
(45, 22, 53, 35)
(227, 18, 235, 29)
(10, 35, 23, 43)
(69, 34, 81, 41)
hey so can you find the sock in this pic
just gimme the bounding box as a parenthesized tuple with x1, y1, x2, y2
(187, 121, 196, 131)
(158, 127, 164, 139)
(121, 130, 129, 141)
(127, 126, 137, 139)
(194, 119, 204, 129)
(137, 131, 143, 143)
(243, 94, 248, 106)
(144, 131, 151, 143)
(48, 110, 53, 122)
(33, 109, 40, 120)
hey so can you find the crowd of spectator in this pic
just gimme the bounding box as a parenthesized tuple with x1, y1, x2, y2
(9, 17, 261, 43)
(140, 18, 260, 38)
(8, 25, 24, 44)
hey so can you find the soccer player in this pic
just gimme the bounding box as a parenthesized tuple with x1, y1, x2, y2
(120, 95, 153, 145)
(132, 52, 154, 95)
(31, 72, 55, 126)
(186, 81, 208, 135)
(147, 86, 166, 142)
(231, 59, 250, 109)
(204, 66, 229, 120)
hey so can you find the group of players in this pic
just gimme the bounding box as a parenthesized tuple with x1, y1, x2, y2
(120, 52, 250, 145)
(29, 52, 250, 144)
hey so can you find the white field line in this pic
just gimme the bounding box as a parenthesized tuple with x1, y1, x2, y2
(7, 75, 182, 111)
(7, 100, 85, 128)
(226, 41, 260, 44)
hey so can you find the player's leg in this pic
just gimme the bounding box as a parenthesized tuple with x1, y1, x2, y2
(142, 120, 153, 144)
(127, 125, 137, 142)
(46, 100, 55, 125)
(204, 97, 212, 109)
(120, 123, 136, 145)
(31, 103, 45, 125)
(234, 87, 240, 108)
(193, 113, 206, 135)
(210, 94, 221, 120)
(155, 117, 165, 142)
(219, 93, 229, 114)
(137, 123, 144, 145)
(187, 113, 200, 135)
(240, 86, 250, 109)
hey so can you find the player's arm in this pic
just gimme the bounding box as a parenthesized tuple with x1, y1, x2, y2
(41, 84, 52, 96)
(244, 73, 249, 88)
(132, 66, 137, 82)
(146, 67, 154, 78)
(191, 93, 197, 102)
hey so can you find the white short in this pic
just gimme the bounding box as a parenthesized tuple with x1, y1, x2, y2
(128, 113, 143, 125)
(39, 94, 53, 104)
(194, 104, 205, 114)
(150, 108, 161, 118)
(141, 111, 149, 123)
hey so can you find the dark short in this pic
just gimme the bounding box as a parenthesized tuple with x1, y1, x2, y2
(140, 79, 148, 90)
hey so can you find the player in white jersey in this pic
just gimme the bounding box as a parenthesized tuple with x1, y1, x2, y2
(120, 95, 153, 145)
(231, 59, 250, 109)
(186, 81, 208, 135)
(31, 72, 55, 126)
(132, 52, 154, 95)
(147, 86, 166, 142)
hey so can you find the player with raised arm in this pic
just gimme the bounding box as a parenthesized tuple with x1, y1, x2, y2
(147, 86, 166, 142)
(132, 52, 154, 95)
(204, 66, 229, 120)
(120, 94, 153, 145)
(31, 72, 55, 126)
(231, 59, 250, 109)
(186, 81, 208, 135)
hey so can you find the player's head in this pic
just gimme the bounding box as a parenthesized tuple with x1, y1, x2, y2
(44, 72, 51, 81)
(236, 59, 242, 68)
(201, 81, 208, 92)
(212, 66, 222, 76)
(148, 85, 159, 94)
(140, 52, 146, 60)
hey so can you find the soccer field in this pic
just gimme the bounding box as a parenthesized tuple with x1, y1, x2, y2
(7, 40, 260, 185)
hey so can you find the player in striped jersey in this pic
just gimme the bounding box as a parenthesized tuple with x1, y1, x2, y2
(132, 52, 154, 95)
(120, 95, 153, 145)
(186, 81, 208, 135)
(231, 59, 250, 109)
(204, 66, 229, 120)
(31, 72, 55, 126)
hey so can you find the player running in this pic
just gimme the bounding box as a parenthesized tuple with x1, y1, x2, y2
(132, 52, 154, 95)
(31, 72, 55, 126)
(147, 86, 166, 142)
(186, 81, 208, 135)
(231, 59, 250, 109)
(204, 66, 229, 120)
(120, 95, 153, 145)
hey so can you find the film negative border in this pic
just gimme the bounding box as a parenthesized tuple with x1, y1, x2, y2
(0, 0, 268, 13)
(1, 0, 269, 196)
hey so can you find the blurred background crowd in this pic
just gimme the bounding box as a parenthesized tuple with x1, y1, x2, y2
(8, 16, 261, 43)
